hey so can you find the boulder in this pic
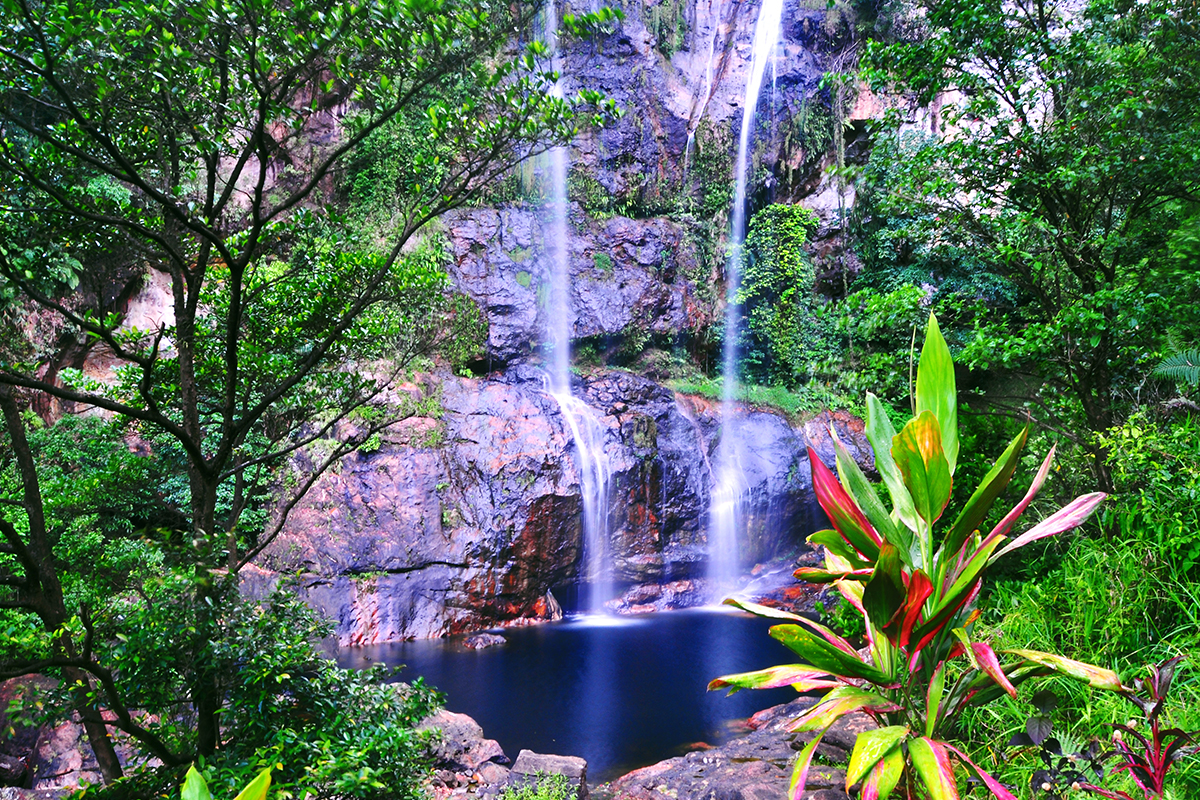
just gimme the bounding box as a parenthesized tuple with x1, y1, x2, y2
(602, 699, 871, 800)
(509, 750, 589, 800)
(464, 633, 507, 650)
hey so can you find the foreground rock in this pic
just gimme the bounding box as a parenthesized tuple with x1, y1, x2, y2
(599, 699, 868, 800)
(510, 751, 589, 800)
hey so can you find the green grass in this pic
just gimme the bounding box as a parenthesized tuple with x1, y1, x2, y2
(667, 376, 858, 419)
(958, 520, 1200, 799)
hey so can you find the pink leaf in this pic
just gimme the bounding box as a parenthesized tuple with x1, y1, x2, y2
(987, 446, 1056, 540)
(991, 493, 1107, 562)
(971, 642, 1018, 699)
(809, 447, 882, 558)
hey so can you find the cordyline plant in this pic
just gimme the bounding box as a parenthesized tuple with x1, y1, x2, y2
(1083, 656, 1199, 800)
(710, 313, 1120, 800)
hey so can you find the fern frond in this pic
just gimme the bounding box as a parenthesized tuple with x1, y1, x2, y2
(1154, 349, 1200, 385)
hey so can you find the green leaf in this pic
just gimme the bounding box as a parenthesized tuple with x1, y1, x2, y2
(807, 529, 872, 569)
(892, 411, 953, 526)
(943, 426, 1027, 560)
(915, 313, 958, 474)
(909, 737, 960, 800)
(863, 542, 905, 632)
(770, 625, 894, 684)
(866, 392, 918, 533)
(846, 726, 909, 788)
(182, 766, 212, 800)
(788, 726, 828, 800)
(925, 661, 946, 738)
(834, 433, 903, 549)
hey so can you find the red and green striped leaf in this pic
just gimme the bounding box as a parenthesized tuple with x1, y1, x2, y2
(846, 726, 910, 788)
(788, 726, 828, 800)
(809, 447, 881, 560)
(909, 737, 959, 800)
(892, 411, 953, 526)
(861, 745, 906, 800)
(885, 569, 933, 648)
(990, 492, 1107, 563)
(943, 427, 1027, 560)
(833, 433, 907, 554)
(789, 686, 900, 732)
(940, 534, 1005, 614)
(943, 742, 1018, 800)
(708, 665, 840, 695)
(915, 313, 959, 475)
(1003, 649, 1124, 691)
(970, 642, 1017, 699)
(770, 624, 892, 684)
(911, 580, 982, 660)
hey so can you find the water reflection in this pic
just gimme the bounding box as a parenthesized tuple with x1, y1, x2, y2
(338, 609, 799, 782)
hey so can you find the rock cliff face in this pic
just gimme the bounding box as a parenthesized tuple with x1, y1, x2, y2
(248, 0, 877, 643)
(256, 368, 873, 644)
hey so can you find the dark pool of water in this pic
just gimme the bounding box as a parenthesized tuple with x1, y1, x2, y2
(338, 608, 802, 783)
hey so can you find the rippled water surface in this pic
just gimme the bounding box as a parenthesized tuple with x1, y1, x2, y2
(338, 608, 800, 782)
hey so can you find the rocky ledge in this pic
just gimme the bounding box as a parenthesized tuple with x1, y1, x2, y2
(421, 696, 866, 800)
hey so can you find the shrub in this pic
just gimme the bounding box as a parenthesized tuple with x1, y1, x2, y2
(711, 313, 1116, 800)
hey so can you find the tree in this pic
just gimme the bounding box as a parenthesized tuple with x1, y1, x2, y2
(0, 0, 615, 781)
(860, 0, 1200, 490)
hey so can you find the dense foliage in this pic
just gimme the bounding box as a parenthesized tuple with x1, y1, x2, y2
(0, 0, 614, 792)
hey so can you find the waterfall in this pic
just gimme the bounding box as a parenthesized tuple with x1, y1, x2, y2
(543, 0, 615, 614)
(683, 0, 724, 172)
(707, 0, 784, 595)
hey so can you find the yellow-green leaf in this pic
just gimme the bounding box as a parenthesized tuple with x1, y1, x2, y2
(909, 737, 959, 800)
(846, 726, 909, 788)
(861, 745, 905, 800)
(1003, 649, 1124, 691)
(892, 411, 952, 526)
(915, 313, 958, 474)
(182, 766, 212, 800)
(232, 767, 272, 800)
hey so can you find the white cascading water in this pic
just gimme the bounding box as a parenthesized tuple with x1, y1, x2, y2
(706, 0, 785, 595)
(543, 0, 615, 614)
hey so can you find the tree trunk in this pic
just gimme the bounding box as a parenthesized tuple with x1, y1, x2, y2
(0, 386, 124, 783)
